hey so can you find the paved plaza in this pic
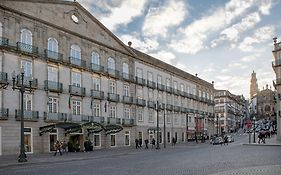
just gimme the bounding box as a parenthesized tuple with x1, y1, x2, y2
(0, 132, 280, 175)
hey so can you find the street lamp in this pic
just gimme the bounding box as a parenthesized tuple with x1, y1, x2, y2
(216, 115, 219, 136)
(253, 116, 256, 143)
(12, 67, 34, 162)
(163, 106, 166, 148)
(156, 99, 160, 149)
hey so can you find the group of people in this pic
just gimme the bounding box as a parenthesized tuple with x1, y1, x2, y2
(258, 131, 266, 144)
(54, 140, 67, 156)
(135, 138, 153, 149)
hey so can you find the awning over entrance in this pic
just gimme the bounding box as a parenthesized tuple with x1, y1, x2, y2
(39, 122, 80, 136)
(82, 122, 104, 134)
(104, 124, 123, 135)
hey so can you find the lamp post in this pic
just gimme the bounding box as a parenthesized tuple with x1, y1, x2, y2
(186, 113, 188, 142)
(156, 100, 160, 149)
(216, 115, 219, 136)
(253, 116, 256, 143)
(163, 106, 166, 148)
(12, 67, 34, 162)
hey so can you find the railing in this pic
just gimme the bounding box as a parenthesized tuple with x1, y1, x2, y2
(185, 92, 192, 98)
(69, 85, 86, 97)
(157, 83, 165, 91)
(107, 68, 120, 78)
(174, 106, 181, 112)
(91, 90, 104, 100)
(147, 80, 156, 89)
(16, 76, 38, 89)
(157, 102, 165, 110)
(135, 77, 146, 86)
(44, 80, 63, 93)
(173, 89, 180, 96)
(166, 86, 172, 93)
(69, 57, 86, 68)
(0, 37, 9, 46)
(107, 117, 121, 125)
(68, 114, 83, 122)
(123, 96, 134, 104)
(122, 73, 134, 82)
(92, 116, 105, 123)
(90, 63, 104, 73)
(15, 110, 39, 121)
(0, 108, 9, 120)
(17, 42, 38, 54)
(107, 93, 119, 102)
(166, 104, 173, 111)
(0, 72, 8, 86)
(44, 112, 67, 122)
(135, 98, 146, 107)
(148, 101, 156, 109)
(122, 118, 134, 126)
(181, 107, 186, 113)
(44, 49, 63, 61)
(180, 91, 185, 97)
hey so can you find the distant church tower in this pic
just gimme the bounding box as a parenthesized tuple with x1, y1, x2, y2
(250, 70, 259, 99)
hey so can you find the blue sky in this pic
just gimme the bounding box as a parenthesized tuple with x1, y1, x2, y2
(78, 0, 281, 99)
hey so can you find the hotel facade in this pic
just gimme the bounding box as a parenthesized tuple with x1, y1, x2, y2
(0, 0, 215, 155)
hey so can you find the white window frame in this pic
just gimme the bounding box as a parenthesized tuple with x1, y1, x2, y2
(93, 133, 101, 147)
(70, 44, 81, 59)
(137, 109, 143, 122)
(108, 57, 115, 70)
(137, 87, 143, 99)
(21, 60, 32, 77)
(47, 38, 58, 52)
(124, 107, 130, 119)
(124, 84, 129, 96)
(123, 62, 129, 74)
(72, 100, 81, 115)
(48, 66, 58, 82)
(91, 51, 100, 65)
(48, 97, 58, 113)
(147, 72, 153, 81)
(93, 103, 100, 117)
(124, 131, 130, 146)
(148, 109, 154, 123)
(71, 72, 81, 87)
(157, 75, 162, 84)
(20, 29, 32, 45)
(24, 127, 33, 154)
(136, 68, 143, 78)
(109, 81, 116, 94)
(93, 77, 101, 91)
(23, 94, 32, 111)
(109, 106, 116, 118)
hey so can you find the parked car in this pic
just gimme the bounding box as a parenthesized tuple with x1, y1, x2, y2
(213, 137, 223, 145)
(226, 135, 234, 143)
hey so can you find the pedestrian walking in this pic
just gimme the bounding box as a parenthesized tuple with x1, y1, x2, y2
(224, 136, 228, 145)
(54, 140, 62, 156)
(195, 135, 198, 144)
(139, 138, 142, 148)
(151, 138, 155, 149)
(258, 132, 262, 144)
(144, 139, 149, 149)
(61, 141, 67, 154)
(135, 139, 139, 149)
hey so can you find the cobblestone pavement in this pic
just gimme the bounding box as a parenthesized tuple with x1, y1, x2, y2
(0, 132, 280, 175)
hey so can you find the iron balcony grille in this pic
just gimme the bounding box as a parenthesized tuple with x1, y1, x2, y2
(123, 96, 134, 104)
(148, 101, 156, 109)
(69, 57, 86, 68)
(135, 99, 146, 107)
(173, 89, 180, 95)
(16, 76, 38, 89)
(122, 73, 134, 82)
(0, 108, 9, 120)
(147, 81, 156, 89)
(16, 42, 38, 54)
(107, 68, 120, 78)
(91, 90, 104, 100)
(166, 104, 173, 111)
(157, 83, 165, 91)
(174, 106, 181, 112)
(181, 107, 186, 113)
(166, 86, 172, 93)
(157, 102, 165, 110)
(92, 116, 105, 123)
(44, 112, 67, 122)
(44, 80, 63, 93)
(184, 92, 191, 98)
(90, 63, 104, 73)
(107, 117, 121, 125)
(107, 93, 120, 102)
(69, 85, 86, 97)
(0, 37, 9, 46)
(122, 118, 135, 126)
(44, 49, 63, 61)
(0, 72, 8, 85)
(180, 91, 185, 96)
(15, 110, 39, 121)
(135, 77, 146, 86)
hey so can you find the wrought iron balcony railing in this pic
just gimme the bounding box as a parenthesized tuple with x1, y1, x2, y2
(181, 107, 187, 113)
(0, 37, 9, 46)
(15, 110, 39, 121)
(122, 73, 134, 82)
(166, 86, 172, 93)
(16, 76, 38, 89)
(17, 42, 38, 54)
(0, 108, 9, 120)
(91, 90, 104, 100)
(92, 116, 105, 123)
(107, 93, 120, 102)
(157, 83, 165, 91)
(107, 117, 121, 125)
(148, 101, 156, 109)
(157, 102, 165, 110)
(123, 96, 134, 104)
(69, 85, 86, 97)
(174, 106, 181, 112)
(44, 49, 63, 61)
(44, 112, 67, 122)
(90, 63, 104, 73)
(135, 98, 146, 107)
(166, 104, 173, 111)
(44, 80, 63, 93)
(135, 77, 146, 86)
(69, 57, 86, 68)
(0, 72, 8, 87)
(107, 68, 120, 78)
(122, 118, 134, 126)
(173, 89, 180, 96)
(147, 80, 156, 89)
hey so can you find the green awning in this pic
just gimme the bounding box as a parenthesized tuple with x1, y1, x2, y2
(104, 124, 123, 135)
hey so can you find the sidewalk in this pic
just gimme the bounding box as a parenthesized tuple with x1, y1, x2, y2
(0, 141, 203, 168)
(242, 134, 281, 146)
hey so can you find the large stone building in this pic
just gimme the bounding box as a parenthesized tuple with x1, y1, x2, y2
(214, 90, 246, 134)
(0, 0, 215, 155)
(272, 37, 281, 140)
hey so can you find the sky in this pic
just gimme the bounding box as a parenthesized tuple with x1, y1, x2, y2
(78, 0, 281, 99)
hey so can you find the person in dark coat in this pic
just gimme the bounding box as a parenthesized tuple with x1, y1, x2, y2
(139, 138, 142, 148)
(144, 139, 149, 149)
(151, 138, 156, 149)
(135, 139, 139, 149)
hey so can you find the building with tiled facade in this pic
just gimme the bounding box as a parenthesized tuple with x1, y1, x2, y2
(0, 0, 215, 155)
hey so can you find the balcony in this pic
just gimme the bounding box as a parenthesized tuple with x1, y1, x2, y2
(108, 93, 119, 102)
(135, 77, 146, 86)
(92, 116, 105, 123)
(107, 68, 120, 78)
(173, 89, 180, 96)
(44, 80, 63, 93)
(123, 96, 134, 104)
(16, 76, 38, 89)
(157, 83, 165, 91)
(174, 106, 181, 112)
(181, 107, 186, 113)
(0, 37, 9, 46)
(122, 73, 134, 82)
(90, 63, 104, 73)
(147, 81, 156, 89)
(180, 91, 185, 97)
(0, 108, 9, 120)
(44, 112, 67, 122)
(0, 72, 8, 88)
(135, 98, 146, 107)
(68, 114, 83, 122)
(166, 104, 173, 111)
(17, 42, 38, 54)
(69, 57, 86, 68)
(15, 110, 39, 122)
(107, 117, 121, 125)
(44, 49, 63, 62)
(148, 101, 156, 109)
(122, 118, 135, 126)
(69, 85, 86, 97)
(157, 102, 165, 110)
(91, 90, 104, 100)
(166, 86, 172, 93)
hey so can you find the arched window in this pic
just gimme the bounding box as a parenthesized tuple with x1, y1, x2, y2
(108, 57, 115, 70)
(91, 52, 100, 65)
(48, 38, 58, 52)
(123, 63, 129, 74)
(20, 29, 32, 45)
(70, 45, 81, 59)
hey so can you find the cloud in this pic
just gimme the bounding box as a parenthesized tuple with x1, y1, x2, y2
(142, 0, 187, 37)
(119, 34, 159, 52)
(258, 0, 273, 15)
(241, 55, 257, 62)
(148, 51, 176, 64)
(238, 25, 275, 52)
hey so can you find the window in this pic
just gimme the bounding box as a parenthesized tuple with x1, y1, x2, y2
(108, 57, 115, 70)
(182, 132, 184, 142)
(21, 29, 32, 45)
(166, 78, 170, 87)
(72, 100, 81, 115)
(71, 72, 81, 87)
(123, 63, 129, 74)
(94, 134, 100, 147)
(148, 110, 154, 123)
(167, 113, 171, 123)
(167, 132, 170, 143)
(148, 72, 153, 81)
(199, 90, 201, 97)
(23, 94, 32, 111)
(48, 97, 58, 113)
(167, 94, 171, 104)
(158, 92, 162, 102)
(24, 128, 33, 153)
(93, 77, 100, 91)
(193, 88, 196, 95)
(174, 81, 178, 90)
(187, 86, 190, 94)
(137, 109, 143, 121)
(47, 38, 58, 52)
(180, 84, 184, 92)
(48, 66, 58, 82)
(174, 115, 179, 124)
(93, 103, 100, 117)
(157, 75, 162, 84)
(124, 85, 129, 96)
(159, 112, 163, 124)
(159, 132, 162, 143)
(124, 107, 130, 119)
(136, 68, 143, 78)
(91, 52, 100, 65)
(181, 116, 185, 125)
(21, 60, 32, 77)
(148, 89, 153, 101)
(189, 116, 191, 122)
(125, 131, 130, 146)
(109, 81, 116, 93)
(137, 87, 143, 99)
(110, 134, 116, 147)
(109, 106, 116, 118)
(70, 45, 81, 59)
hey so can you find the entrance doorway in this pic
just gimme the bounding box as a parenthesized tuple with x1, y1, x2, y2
(49, 129, 57, 152)
(68, 134, 83, 152)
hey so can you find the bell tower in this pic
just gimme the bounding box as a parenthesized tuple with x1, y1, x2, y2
(250, 70, 259, 99)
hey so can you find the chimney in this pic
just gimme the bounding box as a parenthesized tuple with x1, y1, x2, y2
(128, 41, 132, 47)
